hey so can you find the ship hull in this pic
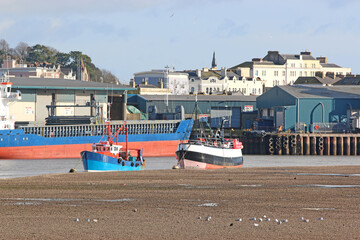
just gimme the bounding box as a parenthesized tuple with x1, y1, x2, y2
(81, 151, 144, 172)
(176, 143, 243, 169)
(0, 119, 193, 159)
(0, 140, 180, 159)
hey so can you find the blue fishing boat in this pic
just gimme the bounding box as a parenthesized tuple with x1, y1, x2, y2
(81, 122, 145, 172)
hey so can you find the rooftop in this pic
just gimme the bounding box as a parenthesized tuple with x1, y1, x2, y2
(9, 77, 133, 91)
(279, 85, 360, 99)
(139, 94, 257, 102)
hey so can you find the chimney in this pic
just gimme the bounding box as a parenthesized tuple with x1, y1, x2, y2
(221, 67, 227, 77)
(317, 57, 327, 63)
(129, 79, 136, 88)
(196, 69, 201, 77)
(158, 79, 163, 88)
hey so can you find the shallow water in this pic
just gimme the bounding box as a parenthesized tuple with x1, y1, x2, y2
(1, 155, 360, 179)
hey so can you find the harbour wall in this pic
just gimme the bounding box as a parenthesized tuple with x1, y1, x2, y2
(239, 133, 360, 156)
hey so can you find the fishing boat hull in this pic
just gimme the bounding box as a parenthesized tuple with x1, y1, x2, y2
(81, 151, 144, 172)
(176, 143, 243, 169)
(0, 119, 193, 159)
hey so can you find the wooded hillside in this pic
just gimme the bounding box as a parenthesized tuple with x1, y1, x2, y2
(0, 39, 119, 84)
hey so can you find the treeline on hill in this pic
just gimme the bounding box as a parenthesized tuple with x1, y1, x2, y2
(0, 39, 119, 84)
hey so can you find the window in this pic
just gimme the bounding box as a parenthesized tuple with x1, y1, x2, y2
(255, 70, 258, 76)
(304, 64, 307, 68)
(282, 71, 285, 76)
(311, 64, 315, 68)
(291, 63, 295, 68)
(262, 70, 266, 76)
(299, 71, 302, 76)
(206, 88, 209, 94)
(274, 71, 278, 76)
(191, 87, 194, 93)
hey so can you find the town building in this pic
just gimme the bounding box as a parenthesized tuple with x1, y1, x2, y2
(231, 51, 351, 89)
(186, 68, 264, 96)
(128, 79, 170, 95)
(0, 59, 76, 79)
(133, 69, 189, 95)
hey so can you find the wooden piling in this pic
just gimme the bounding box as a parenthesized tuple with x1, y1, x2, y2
(304, 135, 310, 155)
(324, 136, 330, 155)
(310, 136, 316, 155)
(298, 135, 303, 155)
(337, 137, 344, 156)
(350, 136, 356, 155)
(344, 137, 350, 156)
(331, 136, 337, 155)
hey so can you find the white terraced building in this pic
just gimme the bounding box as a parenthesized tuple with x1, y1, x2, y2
(231, 51, 351, 88)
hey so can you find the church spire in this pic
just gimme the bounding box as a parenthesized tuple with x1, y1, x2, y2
(211, 51, 217, 70)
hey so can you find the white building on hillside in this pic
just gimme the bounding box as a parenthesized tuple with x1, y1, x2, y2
(231, 51, 351, 88)
(187, 67, 264, 96)
(133, 69, 189, 95)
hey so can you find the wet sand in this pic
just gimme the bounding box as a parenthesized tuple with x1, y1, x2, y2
(1, 166, 360, 239)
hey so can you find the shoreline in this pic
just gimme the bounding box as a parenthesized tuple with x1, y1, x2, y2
(1, 166, 360, 239)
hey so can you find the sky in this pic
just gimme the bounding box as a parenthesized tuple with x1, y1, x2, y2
(1, 0, 360, 83)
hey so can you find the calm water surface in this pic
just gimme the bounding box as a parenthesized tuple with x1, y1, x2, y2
(0, 155, 359, 179)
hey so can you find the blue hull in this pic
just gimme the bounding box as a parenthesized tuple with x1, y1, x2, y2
(81, 151, 145, 172)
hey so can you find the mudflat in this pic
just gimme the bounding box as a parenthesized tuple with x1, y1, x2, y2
(0, 166, 360, 240)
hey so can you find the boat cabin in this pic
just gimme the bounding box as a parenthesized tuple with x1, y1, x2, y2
(92, 143, 123, 154)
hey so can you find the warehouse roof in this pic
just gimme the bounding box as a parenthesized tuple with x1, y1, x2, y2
(279, 85, 360, 99)
(139, 94, 257, 102)
(9, 77, 134, 91)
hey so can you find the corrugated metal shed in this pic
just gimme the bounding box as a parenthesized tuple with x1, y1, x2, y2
(136, 94, 257, 115)
(10, 77, 134, 91)
(257, 85, 360, 132)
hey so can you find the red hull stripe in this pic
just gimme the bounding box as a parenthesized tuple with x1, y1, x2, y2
(0, 140, 181, 159)
(205, 163, 243, 169)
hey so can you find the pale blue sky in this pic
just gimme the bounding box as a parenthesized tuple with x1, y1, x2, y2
(1, 0, 360, 83)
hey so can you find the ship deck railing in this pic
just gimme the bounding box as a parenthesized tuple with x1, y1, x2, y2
(188, 138, 234, 148)
(19, 120, 180, 138)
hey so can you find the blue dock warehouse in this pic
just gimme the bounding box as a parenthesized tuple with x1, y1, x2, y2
(256, 85, 360, 133)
